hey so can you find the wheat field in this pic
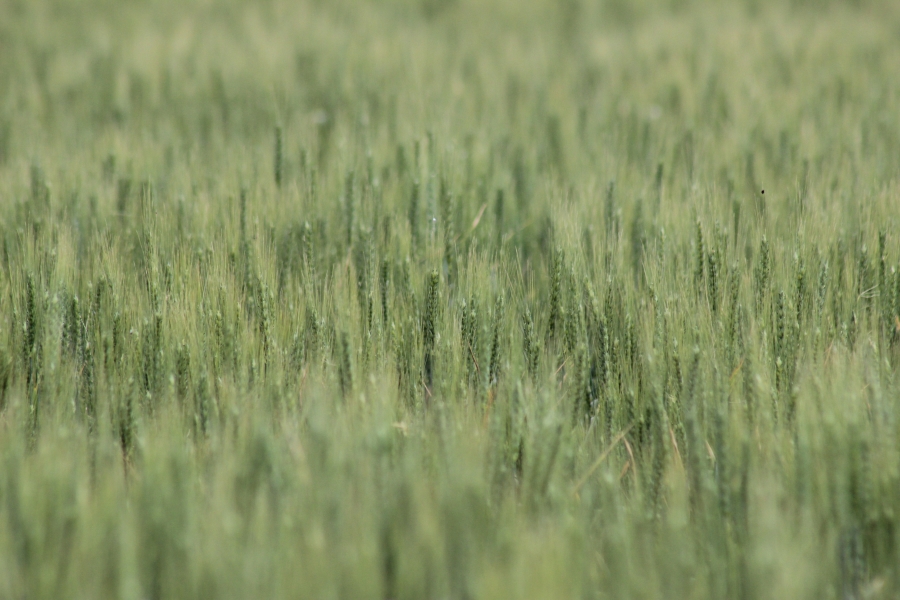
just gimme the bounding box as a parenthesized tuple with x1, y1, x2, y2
(1, 0, 900, 598)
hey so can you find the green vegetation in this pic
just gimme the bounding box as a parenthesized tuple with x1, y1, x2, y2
(1, 0, 900, 597)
